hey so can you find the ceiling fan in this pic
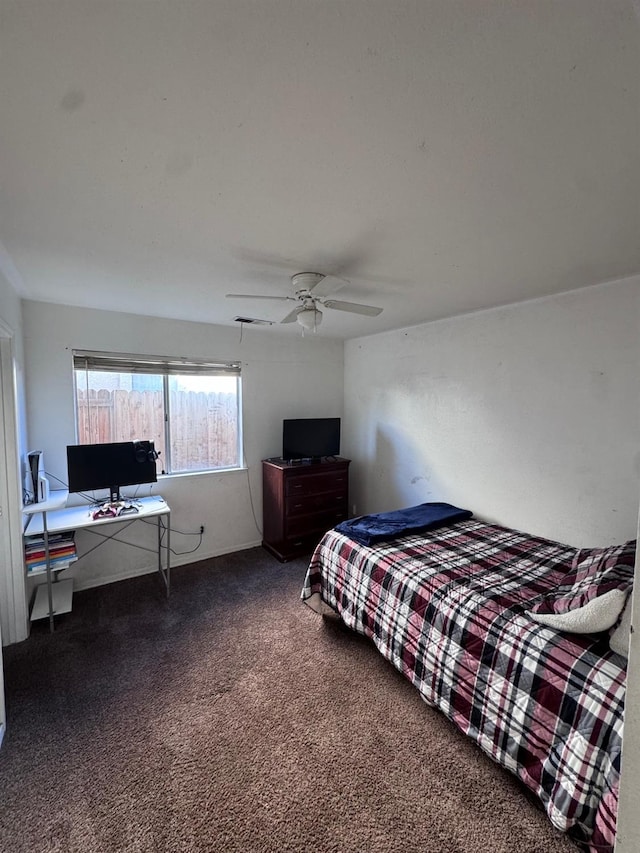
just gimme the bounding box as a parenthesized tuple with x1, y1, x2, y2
(226, 272, 383, 332)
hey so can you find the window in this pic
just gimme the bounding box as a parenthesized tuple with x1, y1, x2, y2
(73, 351, 242, 474)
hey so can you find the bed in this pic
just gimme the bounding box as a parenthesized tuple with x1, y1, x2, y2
(301, 509, 635, 853)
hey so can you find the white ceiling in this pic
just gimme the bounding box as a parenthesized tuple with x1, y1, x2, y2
(0, 1, 638, 339)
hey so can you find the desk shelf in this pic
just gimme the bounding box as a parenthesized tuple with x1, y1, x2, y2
(30, 579, 74, 622)
(23, 495, 171, 631)
(22, 489, 69, 517)
(27, 557, 78, 578)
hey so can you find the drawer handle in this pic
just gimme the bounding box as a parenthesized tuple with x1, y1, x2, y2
(293, 484, 303, 490)
(294, 503, 303, 509)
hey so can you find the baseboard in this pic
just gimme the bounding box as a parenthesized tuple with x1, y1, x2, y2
(71, 538, 264, 593)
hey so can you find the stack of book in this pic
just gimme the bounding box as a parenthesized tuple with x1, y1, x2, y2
(24, 532, 77, 574)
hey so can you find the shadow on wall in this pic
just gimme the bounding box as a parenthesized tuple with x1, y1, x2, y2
(352, 424, 450, 515)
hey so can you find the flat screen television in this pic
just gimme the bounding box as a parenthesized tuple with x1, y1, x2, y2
(67, 440, 158, 503)
(282, 418, 340, 462)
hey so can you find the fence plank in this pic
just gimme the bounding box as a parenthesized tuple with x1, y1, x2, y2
(76, 388, 237, 470)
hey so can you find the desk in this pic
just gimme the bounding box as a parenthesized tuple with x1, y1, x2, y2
(23, 495, 171, 632)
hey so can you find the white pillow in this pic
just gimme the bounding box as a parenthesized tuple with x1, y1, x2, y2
(610, 594, 633, 658)
(527, 587, 628, 634)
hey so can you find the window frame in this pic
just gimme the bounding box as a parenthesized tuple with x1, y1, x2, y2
(72, 350, 243, 475)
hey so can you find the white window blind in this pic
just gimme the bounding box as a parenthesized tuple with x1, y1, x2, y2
(72, 351, 241, 377)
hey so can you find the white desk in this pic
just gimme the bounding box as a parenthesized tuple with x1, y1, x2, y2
(23, 494, 171, 632)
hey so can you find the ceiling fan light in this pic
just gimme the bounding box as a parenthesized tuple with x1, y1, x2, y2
(297, 307, 323, 330)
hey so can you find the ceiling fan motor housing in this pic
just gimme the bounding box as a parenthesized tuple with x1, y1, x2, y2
(291, 272, 325, 296)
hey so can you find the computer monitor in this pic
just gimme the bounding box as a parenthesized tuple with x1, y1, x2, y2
(66, 440, 157, 503)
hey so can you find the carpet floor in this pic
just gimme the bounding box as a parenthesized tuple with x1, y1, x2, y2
(0, 547, 580, 853)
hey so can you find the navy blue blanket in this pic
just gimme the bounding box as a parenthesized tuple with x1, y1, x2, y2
(334, 502, 473, 546)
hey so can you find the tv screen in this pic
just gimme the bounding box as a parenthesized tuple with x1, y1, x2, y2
(67, 440, 158, 502)
(282, 418, 340, 462)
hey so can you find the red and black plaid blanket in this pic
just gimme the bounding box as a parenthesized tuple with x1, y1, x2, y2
(301, 518, 626, 853)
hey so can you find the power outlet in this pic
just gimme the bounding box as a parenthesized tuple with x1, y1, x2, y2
(199, 525, 205, 535)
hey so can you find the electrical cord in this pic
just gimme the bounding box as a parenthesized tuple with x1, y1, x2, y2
(77, 513, 202, 559)
(44, 471, 66, 487)
(241, 427, 263, 538)
(74, 513, 199, 560)
(43, 470, 203, 556)
(140, 517, 204, 556)
(45, 471, 105, 506)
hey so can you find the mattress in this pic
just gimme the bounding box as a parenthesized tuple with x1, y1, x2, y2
(301, 518, 626, 852)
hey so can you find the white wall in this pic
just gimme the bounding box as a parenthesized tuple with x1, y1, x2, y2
(0, 271, 27, 453)
(22, 301, 344, 590)
(344, 276, 639, 547)
(0, 275, 22, 343)
(0, 271, 29, 644)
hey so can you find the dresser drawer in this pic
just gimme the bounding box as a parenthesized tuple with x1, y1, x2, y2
(285, 507, 348, 539)
(285, 470, 348, 497)
(286, 490, 347, 516)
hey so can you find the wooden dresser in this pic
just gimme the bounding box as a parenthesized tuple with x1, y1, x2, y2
(262, 457, 350, 562)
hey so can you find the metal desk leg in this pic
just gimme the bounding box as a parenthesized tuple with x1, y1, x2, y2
(166, 514, 170, 597)
(157, 513, 170, 597)
(43, 512, 54, 633)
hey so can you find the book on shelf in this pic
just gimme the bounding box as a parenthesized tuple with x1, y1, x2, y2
(24, 530, 75, 547)
(24, 543, 76, 560)
(24, 530, 77, 573)
(27, 556, 78, 575)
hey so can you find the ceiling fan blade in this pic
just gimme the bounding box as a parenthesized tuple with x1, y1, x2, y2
(280, 307, 301, 323)
(323, 299, 383, 317)
(226, 293, 294, 302)
(308, 274, 348, 299)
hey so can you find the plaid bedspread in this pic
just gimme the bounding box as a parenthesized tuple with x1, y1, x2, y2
(301, 519, 626, 853)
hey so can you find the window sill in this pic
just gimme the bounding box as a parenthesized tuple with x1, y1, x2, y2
(158, 467, 247, 481)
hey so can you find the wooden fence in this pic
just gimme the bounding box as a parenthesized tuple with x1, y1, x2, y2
(76, 389, 239, 471)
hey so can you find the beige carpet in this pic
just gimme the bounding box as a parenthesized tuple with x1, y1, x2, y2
(0, 547, 581, 853)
